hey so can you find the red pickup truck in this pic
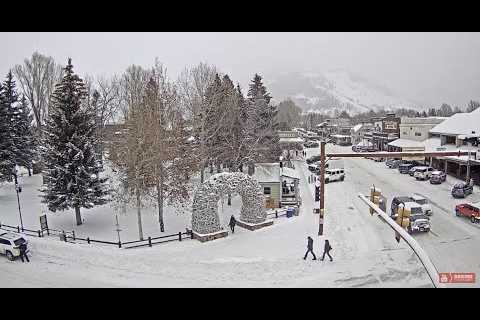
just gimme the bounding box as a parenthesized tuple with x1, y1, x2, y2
(455, 202, 480, 223)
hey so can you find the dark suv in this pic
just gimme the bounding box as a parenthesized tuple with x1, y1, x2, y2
(398, 163, 414, 174)
(386, 159, 401, 169)
(452, 182, 473, 198)
(306, 155, 321, 164)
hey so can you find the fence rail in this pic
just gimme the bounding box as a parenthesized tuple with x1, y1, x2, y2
(1, 221, 192, 250)
(123, 231, 192, 249)
(0, 222, 43, 237)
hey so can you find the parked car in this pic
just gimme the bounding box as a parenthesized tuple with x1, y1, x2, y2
(455, 202, 480, 223)
(398, 163, 415, 174)
(414, 166, 435, 180)
(373, 157, 385, 162)
(408, 214, 431, 233)
(303, 141, 319, 148)
(430, 170, 447, 184)
(410, 194, 433, 215)
(385, 159, 395, 167)
(308, 163, 320, 174)
(306, 155, 321, 164)
(409, 166, 423, 176)
(452, 182, 474, 198)
(324, 168, 345, 183)
(0, 232, 28, 261)
(386, 159, 401, 169)
(390, 196, 415, 218)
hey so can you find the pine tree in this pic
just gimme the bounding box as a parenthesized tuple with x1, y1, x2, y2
(14, 96, 36, 175)
(41, 59, 109, 225)
(247, 74, 272, 104)
(246, 74, 280, 163)
(0, 72, 19, 181)
(203, 74, 224, 172)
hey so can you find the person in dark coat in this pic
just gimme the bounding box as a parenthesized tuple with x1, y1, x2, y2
(321, 239, 333, 261)
(229, 215, 237, 233)
(19, 242, 29, 263)
(303, 236, 317, 260)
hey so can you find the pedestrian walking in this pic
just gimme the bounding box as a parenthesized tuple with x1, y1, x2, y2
(229, 215, 237, 234)
(320, 239, 333, 262)
(19, 242, 29, 263)
(303, 236, 317, 260)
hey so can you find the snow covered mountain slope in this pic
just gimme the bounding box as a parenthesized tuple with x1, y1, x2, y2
(267, 70, 420, 115)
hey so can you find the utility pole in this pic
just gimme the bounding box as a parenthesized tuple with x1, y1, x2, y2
(318, 141, 326, 236)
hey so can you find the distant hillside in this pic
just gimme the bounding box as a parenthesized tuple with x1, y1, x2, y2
(266, 70, 421, 115)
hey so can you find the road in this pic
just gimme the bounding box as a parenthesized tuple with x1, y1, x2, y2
(305, 144, 480, 287)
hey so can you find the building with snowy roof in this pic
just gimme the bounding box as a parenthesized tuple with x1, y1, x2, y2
(248, 163, 300, 208)
(424, 109, 480, 185)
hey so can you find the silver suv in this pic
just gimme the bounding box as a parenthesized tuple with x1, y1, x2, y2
(0, 232, 28, 261)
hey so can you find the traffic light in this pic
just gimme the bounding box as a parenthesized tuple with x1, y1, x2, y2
(395, 204, 411, 242)
(315, 185, 320, 202)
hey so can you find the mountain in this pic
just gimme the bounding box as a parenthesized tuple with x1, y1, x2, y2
(266, 70, 421, 115)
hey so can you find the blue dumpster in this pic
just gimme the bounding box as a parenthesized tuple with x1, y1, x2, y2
(286, 207, 294, 218)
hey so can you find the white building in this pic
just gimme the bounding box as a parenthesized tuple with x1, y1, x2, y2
(399, 117, 446, 142)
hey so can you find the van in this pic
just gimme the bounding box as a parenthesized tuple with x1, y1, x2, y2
(324, 168, 345, 183)
(327, 158, 344, 170)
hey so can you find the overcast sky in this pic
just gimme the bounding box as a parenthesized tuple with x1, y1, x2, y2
(1, 32, 479, 107)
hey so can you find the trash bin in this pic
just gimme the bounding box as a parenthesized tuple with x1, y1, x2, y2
(287, 207, 294, 218)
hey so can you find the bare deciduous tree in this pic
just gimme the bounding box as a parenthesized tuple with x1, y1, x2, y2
(177, 63, 221, 183)
(13, 52, 63, 132)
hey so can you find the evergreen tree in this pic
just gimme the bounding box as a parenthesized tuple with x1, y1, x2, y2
(41, 59, 109, 225)
(246, 74, 280, 162)
(203, 73, 224, 171)
(247, 74, 272, 104)
(14, 96, 36, 175)
(421, 110, 428, 117)
(0, 72, 19, 181)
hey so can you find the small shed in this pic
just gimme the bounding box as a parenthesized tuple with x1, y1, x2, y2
(249, 163, 300, 208)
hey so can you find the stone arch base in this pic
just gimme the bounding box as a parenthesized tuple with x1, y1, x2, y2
(192, 172, 266, 235)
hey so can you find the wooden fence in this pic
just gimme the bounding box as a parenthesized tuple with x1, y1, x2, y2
(0, 221, 192, 249)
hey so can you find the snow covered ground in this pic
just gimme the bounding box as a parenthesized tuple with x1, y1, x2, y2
(2, 145, 478, 287)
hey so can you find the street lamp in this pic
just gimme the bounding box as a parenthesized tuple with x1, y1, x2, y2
(12, 166, 24, 231)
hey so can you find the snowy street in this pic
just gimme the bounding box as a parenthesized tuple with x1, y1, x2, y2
(310, 144, 480, 287)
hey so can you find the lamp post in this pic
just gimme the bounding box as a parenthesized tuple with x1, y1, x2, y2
(12, 166, 24, 231)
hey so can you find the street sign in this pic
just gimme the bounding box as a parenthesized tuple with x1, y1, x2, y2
(40, 214, 48, 231)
